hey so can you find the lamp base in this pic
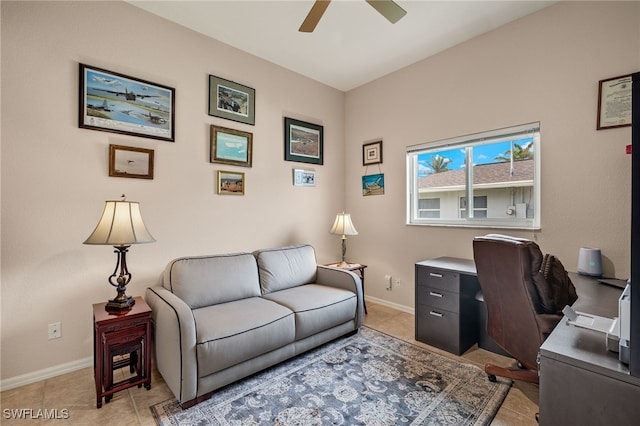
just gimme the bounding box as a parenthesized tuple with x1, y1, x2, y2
(105, 295, 135, 311)
(336, 261, 351, 268)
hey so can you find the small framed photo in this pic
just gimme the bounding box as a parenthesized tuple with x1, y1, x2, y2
(597, 74, 632, 130)
(217, 170, 245, 195)
(210, 125, 253, 167)
(109, 144, 154, 179)
(209, 75, 255, 125)
(293, 168, 316, 187)
(284, 117, 323, 165)
(362, 173, 384, 196)
(363, 140, 383, 165)
(79, 64, 175, 142)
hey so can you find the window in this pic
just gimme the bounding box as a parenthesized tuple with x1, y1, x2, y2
(418, 198, 440, 218)
(406, 122, 540, 229)
(460, 196, 487, 218)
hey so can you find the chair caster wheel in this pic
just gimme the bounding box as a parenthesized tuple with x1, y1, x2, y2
(488, 374, 497, 382)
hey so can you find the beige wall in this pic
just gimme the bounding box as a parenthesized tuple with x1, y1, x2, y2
(0, 1, 345, 382)
(1, 0, 639, 385)
(345, 1, 640, 310)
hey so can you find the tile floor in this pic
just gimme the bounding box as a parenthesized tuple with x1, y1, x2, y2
(0, 302, 539, 425)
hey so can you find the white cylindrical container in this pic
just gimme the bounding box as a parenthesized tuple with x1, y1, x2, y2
(577, 247, 603, 277)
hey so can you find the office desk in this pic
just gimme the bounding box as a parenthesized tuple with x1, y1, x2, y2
(539, 273, 640, 424)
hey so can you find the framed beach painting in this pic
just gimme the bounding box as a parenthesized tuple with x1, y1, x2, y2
(362, 173, 384, 196)
(210, 125, 253, 167)
(217, 170, 245, 195)
(79, 64, 175, 142)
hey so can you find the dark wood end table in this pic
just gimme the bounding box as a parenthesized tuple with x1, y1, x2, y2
(93, 296, 152, 408)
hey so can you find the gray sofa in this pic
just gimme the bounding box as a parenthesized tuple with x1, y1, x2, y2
(145, 244, 364, 407)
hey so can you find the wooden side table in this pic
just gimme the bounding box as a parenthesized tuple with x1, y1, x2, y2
(325, 263, 368, 314)
(93, 296, 152, 408)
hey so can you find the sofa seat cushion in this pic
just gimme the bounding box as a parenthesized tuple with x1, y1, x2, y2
(193, 297, 295, 377)
(262, 284, 357, 340)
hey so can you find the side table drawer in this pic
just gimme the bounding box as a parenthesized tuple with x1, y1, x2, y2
(416, 308, 461, 355)
(417, 286, 459, 313)
(416, 266, 460, 292)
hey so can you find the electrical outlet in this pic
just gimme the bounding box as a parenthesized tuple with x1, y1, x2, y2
(385, 275, 392, 291)
(48, 322, 61, 339)
(395, 278, 401, 287)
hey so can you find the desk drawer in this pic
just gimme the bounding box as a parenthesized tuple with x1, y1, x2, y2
(417, 286, 459, 313)
(416, 308, 461, 355)
(416, 266, 460, 292)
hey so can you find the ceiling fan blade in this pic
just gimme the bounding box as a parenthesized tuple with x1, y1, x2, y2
(365, 0, 407, 24)
(299, 0, 332, 33)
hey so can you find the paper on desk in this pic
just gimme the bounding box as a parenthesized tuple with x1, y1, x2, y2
(562, 305, 616, 334)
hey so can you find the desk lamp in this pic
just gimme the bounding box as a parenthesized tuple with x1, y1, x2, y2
(84, 195, 155, 311)
(329, 212, 358, 268)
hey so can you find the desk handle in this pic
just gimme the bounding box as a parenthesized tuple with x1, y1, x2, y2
(429, 272, 443, 278)
(429, 291, 443, 298)
(429, 311, 443, 318)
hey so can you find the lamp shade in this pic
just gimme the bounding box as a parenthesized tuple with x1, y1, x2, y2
(329, 212, 358, 236)
(84, 198, 155, 246)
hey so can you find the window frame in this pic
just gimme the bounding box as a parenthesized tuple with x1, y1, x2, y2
(406, 122, 541, 229)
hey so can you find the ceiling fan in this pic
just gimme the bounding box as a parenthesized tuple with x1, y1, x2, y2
(299, 0, 407, 33)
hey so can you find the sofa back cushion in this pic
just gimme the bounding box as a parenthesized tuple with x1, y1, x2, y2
(163, 253, 261, 309)
(254, 244, 317, 294)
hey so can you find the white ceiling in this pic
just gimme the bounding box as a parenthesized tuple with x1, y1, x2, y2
(128, 0, 554, 92)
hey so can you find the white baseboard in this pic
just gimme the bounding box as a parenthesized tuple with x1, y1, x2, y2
(1, 298, 411, 392)
(0, 357, 93, 392)
(365, 295, 415, 315)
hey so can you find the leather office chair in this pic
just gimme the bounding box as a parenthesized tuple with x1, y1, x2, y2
(472, 234, 577, 384)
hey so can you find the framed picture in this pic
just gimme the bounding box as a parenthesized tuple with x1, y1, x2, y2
(210, 125, 253, 167)
(79, 64, 175, 142)
(209, 75, 255, 125)
(109, 144, 154, 179)
(284, 117, 323, 165)
(363, 140, 383, 165)
(362, 173, 384, 196)
(597, 74, 632, 130)
(217, 170, 245, 195)
(293, 168, 316, 187)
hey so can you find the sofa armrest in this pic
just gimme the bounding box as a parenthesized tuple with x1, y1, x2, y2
(316, 265, 364, 328)
(145, 287, 198, 404)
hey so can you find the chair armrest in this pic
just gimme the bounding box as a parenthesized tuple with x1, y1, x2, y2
(145, 287, 198, 404)
(316, 265, 364, 327)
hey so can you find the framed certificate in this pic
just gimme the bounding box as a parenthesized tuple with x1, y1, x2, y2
(597, 74, 632, 130)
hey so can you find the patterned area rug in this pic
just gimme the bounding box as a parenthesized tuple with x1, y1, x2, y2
(151, 327, 511, 425)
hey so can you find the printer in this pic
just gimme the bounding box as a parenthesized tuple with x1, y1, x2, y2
(618, 283, 631, 364)
(563, 281, 631, 364)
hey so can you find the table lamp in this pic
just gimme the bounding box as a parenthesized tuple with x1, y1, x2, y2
(329, 212, 358, 268)
(84, 195, 155, 311)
